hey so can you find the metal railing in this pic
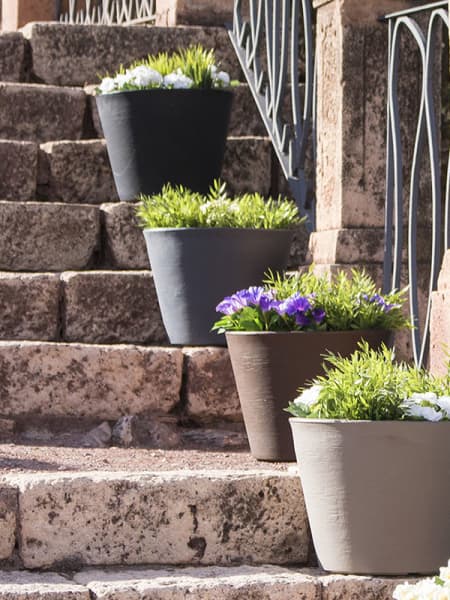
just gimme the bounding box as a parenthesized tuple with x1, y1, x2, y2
(57, 0, 156, 25)
(228, 0, 315, 227)
(382, 1, 449, 366)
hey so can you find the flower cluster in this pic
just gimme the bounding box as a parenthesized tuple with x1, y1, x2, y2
(361, 293, 398, 313)
(215, 286, 326, 332)
(394, 560, 450, 599)
(401, 392, 450, 422)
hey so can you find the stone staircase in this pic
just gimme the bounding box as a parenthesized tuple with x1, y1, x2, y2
(0, 20, 416, 598)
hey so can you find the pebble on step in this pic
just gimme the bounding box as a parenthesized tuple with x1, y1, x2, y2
(112, 415, 181, 449)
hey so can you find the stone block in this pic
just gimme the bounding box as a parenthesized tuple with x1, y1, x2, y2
(430, 290, 450, 376)
(223, 137, 272, 196)
(0, 342, 183, 419)
(62, 271, 166, 344)
(0, 487, 17, 561)
(0, 572, 89, 600)
(74, 565, 320, 599)
(101, 203, 148, 270)
(23, 23, 241, 87)
(0, 202, 99, 271)
(0, 273, 60, 340)
(40, 141, 118, 204)
(2, 0, 55, 31)
(319, 573, 415, 600)
(309, 229, 385, 264)
(0, 141, 37, 201)
(155, 0, 235, 26)
(87, 83, 265, 139)
(0, 83, 86, 143)
(437, 250, 450, 291)
(184, 348, 241, 422)
(0, 32, 27, 81)
(10, 471, 308, 568)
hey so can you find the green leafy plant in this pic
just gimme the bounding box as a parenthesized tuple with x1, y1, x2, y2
(286, 342, 450, 421)
(213, 268, 409, 333)
(97, 45, 238, 94)
(136, 181, 304, 230)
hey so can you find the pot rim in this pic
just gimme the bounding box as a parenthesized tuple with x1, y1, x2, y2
(97, 88, 234, 98)
(225, 328, 390, 336)
(289, 417, 449, 425)
(143, 227, 296, 233)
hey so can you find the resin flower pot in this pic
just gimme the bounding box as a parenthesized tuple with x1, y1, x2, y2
(225, 329, 391, 461)
(289, 419, 450, 575)
(143, 227, 294, 346)
(96, 89, 233, 200)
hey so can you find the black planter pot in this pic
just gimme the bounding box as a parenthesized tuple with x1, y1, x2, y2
(143, 228, 294, 346)
(96, 89, 233, 201)
(226, 329, 393, 462)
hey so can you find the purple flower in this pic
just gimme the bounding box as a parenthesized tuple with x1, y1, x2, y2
(311, 308, 326, 324)
(216, 286, 275, 315)
(277, 293, 311, 316)
(295, 313, 311, 327)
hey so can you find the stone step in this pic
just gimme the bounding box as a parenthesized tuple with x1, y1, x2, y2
(0, 136, 270, 205)
(0, 469, 307, 569)
(0, 82, 264, 143)
(22, 23, 242, 87)
(0, 342, 240, 424)
(0, 566, 416, 600)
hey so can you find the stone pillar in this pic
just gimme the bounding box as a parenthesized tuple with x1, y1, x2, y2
(1, 0, 56, 30)
(430, 251, 450, 375)
(155, 0, 234, 26)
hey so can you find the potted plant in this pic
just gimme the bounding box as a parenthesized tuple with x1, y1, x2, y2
(213, 269, 409, 461)
(96, 45, 236, 200)
(287, 343, 450, 575)
(394, 560, 450, 598)
(137, 180, 304, 346)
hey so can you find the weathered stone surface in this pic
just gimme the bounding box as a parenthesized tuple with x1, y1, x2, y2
(430, 290, 450, 376)
(62, 271, 166, 344)
(75, 565, 320, 599)
(23, 23, 241, 86)
(0, 202, 99, 271)
(112, 415, 182, 449)
(87, 83, 265, 139)
(101, 203, 148, 269)
(2, 0, 55, 31)
(0, 83, 86, 143)
(0, 32, 27, 81)
(309, 229, 385, 264)
(0, 486, 17, 561)
(0, 342, 183, 419)
(184, 348, 241, 422)
(437, 250, 450, 291)
(40, 141, 118, 204)
(8, 470, 308, 568)
(222, 137, 272, 196)
(155, 0, 235, 26)
(0, 141, 37, 201)
(0, 273, 60, 340)
(0, 418, 15, 442)
(0, 571, 89, 599)
(319, 573, 415, 600)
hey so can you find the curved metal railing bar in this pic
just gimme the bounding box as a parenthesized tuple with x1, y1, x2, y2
(382, 2, 449, 367)
(57, 0, 156, 25)
(229, 0, 315, 227)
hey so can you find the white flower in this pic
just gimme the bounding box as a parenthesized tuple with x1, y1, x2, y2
(163, 71, 193, 89)
(114, 72, 135, 88)
(403, 402, 443, 422)
(409, 392, 438, 403)
(213, 70, 231, 87)
(436, 396, 450, 418)
(293, 385, 322, 407)
(394, 577, 450, 600)
(128, 65, 163, 87)
(98, 77, 116, 94)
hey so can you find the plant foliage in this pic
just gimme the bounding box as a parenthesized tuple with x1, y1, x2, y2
(286, 342, 450, 421)
(136, 181, 304, 230)
(213, 268, 409, 333)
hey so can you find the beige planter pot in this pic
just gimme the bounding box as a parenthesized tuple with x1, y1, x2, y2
(290, 419, 450, 575)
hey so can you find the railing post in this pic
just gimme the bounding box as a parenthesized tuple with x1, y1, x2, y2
(310, 0, 430, 359)
(1, 0, 56, 30)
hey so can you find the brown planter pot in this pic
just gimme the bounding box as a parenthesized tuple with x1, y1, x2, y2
(289, 419, 450, 575)
(226, 329, 391, 461)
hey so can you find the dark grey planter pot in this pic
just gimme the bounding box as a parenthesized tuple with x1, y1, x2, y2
(96, 89, 233, 201)
(290, 419, 450, 575)
(143, 227, 294, 346)
(226, 330, 392, 461)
